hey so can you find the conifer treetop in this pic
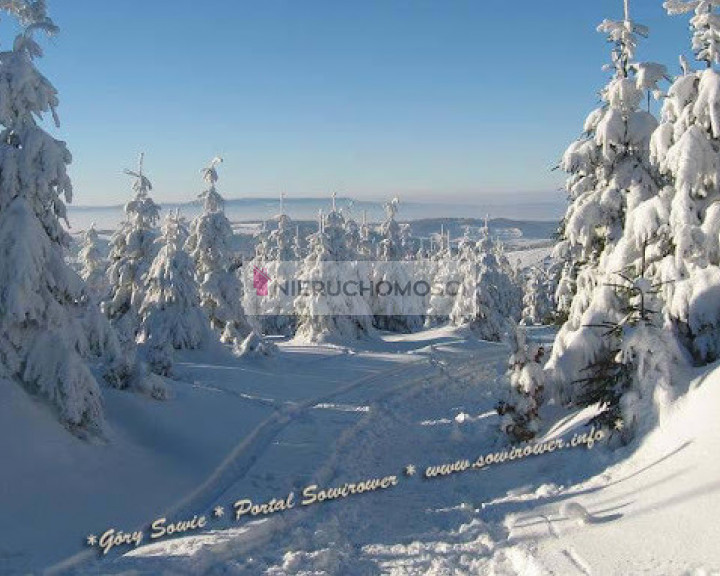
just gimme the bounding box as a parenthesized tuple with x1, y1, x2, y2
(597, 13, 648, 79)
(124, 152, 152, 196)
(123, 153, 160, 228)
(199, 156, 224, 213)
(665, 0, 720, 65)
(596, 0, 667, 101)
(201, 156, 222, 185)
(384, 197, 400, 220)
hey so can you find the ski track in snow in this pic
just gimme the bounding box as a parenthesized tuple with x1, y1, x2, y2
(105, 342, 516, 575)
(47, 330, 655, 576)
(539, 514, 593, 576)
(49, 343, 449, 575)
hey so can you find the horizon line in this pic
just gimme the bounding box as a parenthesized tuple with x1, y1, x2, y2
(68, 193, 562, 211)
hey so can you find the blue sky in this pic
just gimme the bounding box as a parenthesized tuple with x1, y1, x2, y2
(17, 1, 696, 205)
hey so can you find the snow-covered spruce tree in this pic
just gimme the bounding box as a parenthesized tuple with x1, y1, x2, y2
(79, 224, 108, 299)
(294, 203, 374, 343)
(140, 212, 209, 375)
(494, 238, 524, 321)
(103, 154, 161, 343)
(412, 238, 433, 315)
(497, 326, 546, 443)
(552, 7, 665, 324)
(261, 199, 301, 336)
(521, 265, 554, 325)
(185, 158, 251, 345)
(445, 230, 476, 324)
(356, 211, 375, 260)
(647, 0, 720, 362)
(243, 220, 271, 327)
(450, 224, 515, 341)
(293, 223, 305, 260)
(546, 5, 670, 410)
(0, 2, 131, 432)
(553, 259, 577, 324)
(425, 230, 458, 327)
(343, 208, 362, 258)
(572, 263, 685, 440)
(372, 198, 424, 333)
(399, 222, 414, 257)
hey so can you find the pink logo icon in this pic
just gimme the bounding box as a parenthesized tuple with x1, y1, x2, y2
(253, 266, 271, 296)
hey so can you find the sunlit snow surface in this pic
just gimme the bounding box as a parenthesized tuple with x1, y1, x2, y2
(0, 322, 712, 575)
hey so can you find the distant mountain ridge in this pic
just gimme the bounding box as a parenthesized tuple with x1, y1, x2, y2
(69, 196, 563, 230)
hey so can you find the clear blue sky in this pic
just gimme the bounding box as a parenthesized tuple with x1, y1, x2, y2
(17, 0, 696, 205)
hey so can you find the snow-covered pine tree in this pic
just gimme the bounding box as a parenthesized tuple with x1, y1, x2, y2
(261, 195, 301, 336)
(79, 224, 108, 299)
(572, 260, 685, 440)
(521, 265, 554, 326)
(495, 238, 524, 321)
(103, 154, 161, 343)
(372, 198, 424, 333)
(446, 229, 477, 324)
(399, 222, 414, 257)
(497, 326, 546, 442)
(294, 199, 374, 343)
(293, 223, 305, 260)
(425, 228, 458, 327)
(546, 3, 670, 410)
(140, 212, 209, 375)
(0, 1, 132, 432)
(185, 157, 251, 345)
(267, 211, 300, 263)
(553, 260, 577, 324)
(415, 239, 428, 261)
(357, 211, 375, 260)
(343, 206, 362, 258)
(647, 0, 720, 361)
(243, 220, 271, 327)
(552, 4, 664, 324)
(450, 222, 515, 341)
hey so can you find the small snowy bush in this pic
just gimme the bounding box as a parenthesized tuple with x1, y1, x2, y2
(497, 326, 546, 442)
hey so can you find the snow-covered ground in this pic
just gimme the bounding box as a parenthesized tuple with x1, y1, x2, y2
(3, 326, 717, 575)
(507, 244, 554, 270)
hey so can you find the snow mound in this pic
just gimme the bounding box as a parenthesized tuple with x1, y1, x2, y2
(558, 501, 591, 525)
(233, 331, 278, 358)
(510, 361, 720, 575)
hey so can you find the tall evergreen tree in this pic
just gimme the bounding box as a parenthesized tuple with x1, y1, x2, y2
(103, 154, 161, 343)
(372, 198, 424, 333)
(0, 1, 126, 432)
(244, 220, 271, 326)
(552, 4, 665, 322)
(649, 0, 720, 361)
(425, 229, 458, 327)
(546, 2, 669, 409)
(260, 195, 301, 336)
(140, 212, 208, 375)
(451, 223, 515, 341)
(185, 158, 251, 344)
(294, 199, 374, 342)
